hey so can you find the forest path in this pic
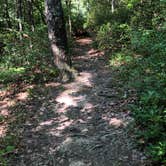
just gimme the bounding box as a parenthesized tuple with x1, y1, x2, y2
(12, 38, 146, 166)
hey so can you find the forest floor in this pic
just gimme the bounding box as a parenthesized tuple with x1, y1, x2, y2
(1, 38, 148, 166)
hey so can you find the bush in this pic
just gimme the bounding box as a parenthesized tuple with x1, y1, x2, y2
(110, 47, 166, 165)
(0, 25, 58, 84)
(95, 23, 112, 50)
(95, 23, 131, 50)
(131, 29, 166, 56)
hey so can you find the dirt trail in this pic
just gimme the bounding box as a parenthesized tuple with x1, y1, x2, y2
(12, 38, 147, 166)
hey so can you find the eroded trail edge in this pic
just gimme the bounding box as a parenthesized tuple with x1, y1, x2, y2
(11, 38, 147, 166)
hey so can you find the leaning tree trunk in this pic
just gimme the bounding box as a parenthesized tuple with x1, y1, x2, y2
(45, 0, 75, 82)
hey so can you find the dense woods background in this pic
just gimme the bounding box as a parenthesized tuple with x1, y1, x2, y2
(0, 0, 166, 165)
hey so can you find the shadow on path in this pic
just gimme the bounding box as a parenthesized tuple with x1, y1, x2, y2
(10, 38, 147, 166)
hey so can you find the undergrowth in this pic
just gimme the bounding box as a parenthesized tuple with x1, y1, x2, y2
(109, 30, 166, 165)
(0, 26, 59, 165)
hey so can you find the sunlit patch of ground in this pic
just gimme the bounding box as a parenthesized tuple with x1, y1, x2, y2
(88, 48, 104, 58)
(74, 49, 104, 61)
(56, 71, 93, 111)
(0, 99, 15, 137)
(76, 38, 93, 46)
(0, 84, 32, 139)
(0, 123, 8, 137)
(45, 82, 61, 88)
(16, 92, 28, 101)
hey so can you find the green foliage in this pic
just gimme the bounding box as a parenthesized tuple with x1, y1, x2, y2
(131, 30, 166, 56)
(110, 49, 166, 164)
(0, 0, 165, 165)
(95, 23, 112, 50)
(0, 67, 25, 83)
(0, 135, 17, 166)
(148, 141, 166, 164)
(1, 25, 48, 66)
(95, 23, 131, 50)
(0, 25, 58, 84)
(63, 0, 88, 36)
(89, 1, 166, 162)
(110, 51, 134, 67)
(86, 0, 132, 50)
(85, 3, 112, 28)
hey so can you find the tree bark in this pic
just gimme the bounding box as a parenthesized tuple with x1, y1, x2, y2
(4, 0, 12, 28)
(27, 0, 35, 31)
(111, 0, 115, 13)
(17, 0, 23, 40)
(65, 0, 72, 38)
(45, 0, 75, 82)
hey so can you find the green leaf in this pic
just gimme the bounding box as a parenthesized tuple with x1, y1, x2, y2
(6, 146, 15, 153)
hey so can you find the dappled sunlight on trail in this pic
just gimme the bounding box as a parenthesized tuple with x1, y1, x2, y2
(7, 38, 147, 166)
(56, 72, 93, 108)
(76, 38, 93, 45)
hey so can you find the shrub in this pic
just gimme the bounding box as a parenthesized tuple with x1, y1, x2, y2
(95, 23, 131, 50)
(110, 48, 166, 165)
(0, 25, 58, 84)
(131, 29, 166, 56)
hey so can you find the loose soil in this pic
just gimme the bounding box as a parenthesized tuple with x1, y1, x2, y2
(8, 38, 148, 166)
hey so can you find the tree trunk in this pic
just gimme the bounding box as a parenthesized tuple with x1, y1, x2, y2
(4, 0, 12, 28)
(65, 0, 72, 38)
(27, 0, 35, 31)
(17, 0, 23, 40)
(45, 0, 75, 82)
(111, 0, 115, 13)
